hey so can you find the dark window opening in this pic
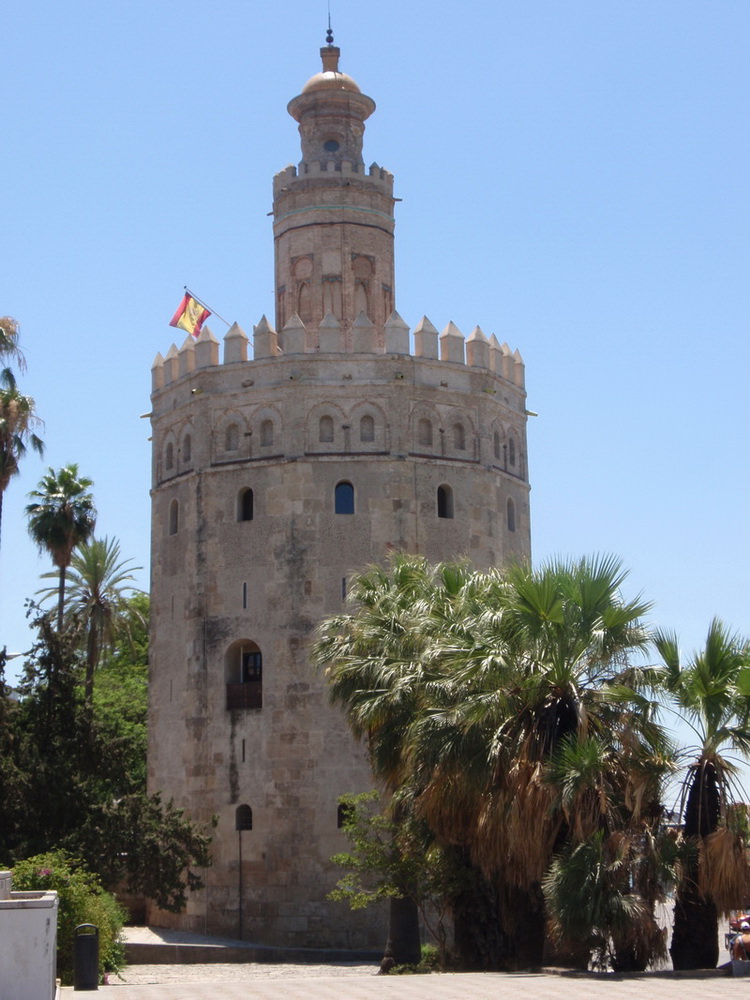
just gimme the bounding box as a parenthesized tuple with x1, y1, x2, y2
(236, 804, 253, 831)
(437, 485, 454, 519)
(335, 481, 355, 515)
(238, 488, 254, 522)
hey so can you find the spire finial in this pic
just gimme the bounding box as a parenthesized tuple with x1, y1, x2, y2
(326, 2, 334, 45)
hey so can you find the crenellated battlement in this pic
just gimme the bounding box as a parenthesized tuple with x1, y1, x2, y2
(152, 311, 525, 395)
(273, 161, 394, 198)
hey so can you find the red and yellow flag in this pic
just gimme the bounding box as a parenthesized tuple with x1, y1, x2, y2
(169, 293, 210, 338)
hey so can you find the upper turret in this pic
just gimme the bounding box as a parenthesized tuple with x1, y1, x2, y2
(272, 36, 396, 349)
(287, 44, 375, 170)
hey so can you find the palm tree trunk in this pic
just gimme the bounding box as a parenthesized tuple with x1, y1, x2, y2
(57, 566, 66, 632)
(670, 880, 718, 970)
(84, 620, 99, 706)
(448, 847, 509, 970)
(671, 763, 721, 970)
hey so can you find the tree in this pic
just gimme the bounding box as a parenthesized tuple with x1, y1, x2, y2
(0, 316, 26, 372)
(26, 464, 96, 630)
(655, 618, 750, 969)
(0, 603, 213, 916)
(410, 556, 667, 967)
(38, 536, 143, 705)
(0, 370, 44, 547)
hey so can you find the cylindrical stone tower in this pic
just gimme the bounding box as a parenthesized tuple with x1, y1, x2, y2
(147, 39, 531, 949)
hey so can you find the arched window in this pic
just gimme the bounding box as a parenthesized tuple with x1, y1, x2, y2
(507, 498, 516, 532)
(508, 437, 516, 467)
(182, 434, 192, 464)
(238, 488, 254, 522)
(493, 431, 500, 460)
(236, 804, 253, 831)
(168, 498, 179, 535)
(453, 422, 466, 451)
(260, 420, 274, 447)
(225, 423, 239, 451)
(165, 442, 174, 471)
(359, 415, 375, 443)
(335, 481, 355, 515)
(417, 418, 433, 447)
(437, 485, 454, 519)
(226, 641, 263, 710)
(319, 415, 334, 443)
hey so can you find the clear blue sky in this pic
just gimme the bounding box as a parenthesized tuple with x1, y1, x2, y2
(3, 0, 749, 716)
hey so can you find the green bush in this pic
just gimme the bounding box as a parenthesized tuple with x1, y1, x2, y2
(11, 850, 125, 985)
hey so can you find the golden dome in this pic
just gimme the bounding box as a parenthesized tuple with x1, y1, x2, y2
(301, 69, 361, 95)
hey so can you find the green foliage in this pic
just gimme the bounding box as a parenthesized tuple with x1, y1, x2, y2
(0, 601, 212, 915)
(11, 851, 125, 986)
(330, 791, 464, 965)
(71, 793, 213, 912)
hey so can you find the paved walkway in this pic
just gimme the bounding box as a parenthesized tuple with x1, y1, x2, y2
(57, 926, 741, 999)
(60, 964, 744, 1000)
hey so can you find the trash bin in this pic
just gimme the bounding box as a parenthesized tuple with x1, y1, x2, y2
(73, 923, 99, 991)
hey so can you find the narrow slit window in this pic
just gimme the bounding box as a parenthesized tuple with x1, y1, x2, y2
(238, 488, 254, 522)
(168, 498, 179, 535)
(437, 485, 454, 519)
(507, 498, 516, 532)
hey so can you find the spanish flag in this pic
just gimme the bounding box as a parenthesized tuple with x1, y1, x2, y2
(169, 293, 211, 338)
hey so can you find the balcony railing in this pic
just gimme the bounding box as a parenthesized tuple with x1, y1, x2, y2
(226, 682, 262, 710)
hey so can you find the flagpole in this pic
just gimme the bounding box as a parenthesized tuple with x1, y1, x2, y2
(184, 286, 231, 328)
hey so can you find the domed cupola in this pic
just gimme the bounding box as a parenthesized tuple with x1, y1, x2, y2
(287, 34, 375, 169)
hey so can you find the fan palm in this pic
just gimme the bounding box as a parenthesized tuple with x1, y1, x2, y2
(0, 370, 44, 547)
(413, 555, 662, 966)
(654, 618, 750, 969)
(0, 316, 26, 372)
(37, 536, 143, 704)
(26, 465, 96, 631)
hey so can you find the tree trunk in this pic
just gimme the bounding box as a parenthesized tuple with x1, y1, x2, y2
(448, 849, 510, 970)
(381, 895, 421, 969)
(57, 566, 66, 632)
(670, 762, 721, 970)
(670, 879, 718, 970)
(504, 882, 546, 969)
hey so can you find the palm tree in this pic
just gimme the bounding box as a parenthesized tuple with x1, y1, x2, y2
(37, 536, 143, 705)
(26, 465, 96, 631)
(413, 555, 662, 967)
(0, 316, 26, 372)
(654, 618, 750, 969)
(0, 370, 44, 547)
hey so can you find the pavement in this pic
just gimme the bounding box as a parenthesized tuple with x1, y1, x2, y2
(57, 927, 744, 1000)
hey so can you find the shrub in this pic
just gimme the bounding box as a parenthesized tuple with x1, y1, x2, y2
(11, 850, 125, 985)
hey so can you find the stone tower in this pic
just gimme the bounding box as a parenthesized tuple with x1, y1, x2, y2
(147, 38, 531, 948)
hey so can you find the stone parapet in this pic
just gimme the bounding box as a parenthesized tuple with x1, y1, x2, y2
(152, 313, 525, 393)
